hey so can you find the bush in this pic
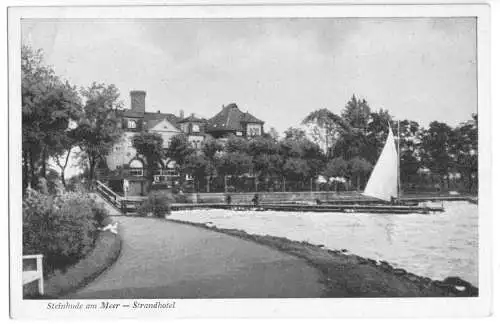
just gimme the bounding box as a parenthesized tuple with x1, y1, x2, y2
(137, 192, 172, 218)
(22, 189, 108, 274)
(41, 229, 122, 298)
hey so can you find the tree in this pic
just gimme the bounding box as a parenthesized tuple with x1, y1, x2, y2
(302, 108, 347, 157)
(348, 157, 372, 191)
(132, 132, 165, 183)
(365, 109, 393, 164)
(421, 121, 455, 187)
(268, 127, 280, 141)
(225, 134, 249, 154)
(218, 152, 253, 177)
(248, 137, 283, 190)
(341, 94, 371, 131)
(22, 45, 81, 191)
(398, 120, 424, 185)
(73, 82, 123, 185)
(284, 127, 307, 141)
(165, 134, 195, 181)
(323, 157, 349, 179)
(451, 114, 478, 192)
(184, 153, 215, 191)
(202, 136, 224, 162)
(52, 135, 76, 188)
(282, 158, 310, 183)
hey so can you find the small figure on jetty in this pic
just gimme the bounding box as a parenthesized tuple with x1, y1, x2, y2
(315, 198, 322, 205)
(251, 193, 260, 207)
(226, 194, 232, 205)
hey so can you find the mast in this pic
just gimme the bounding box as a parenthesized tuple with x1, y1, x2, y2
(397, 120, 401, 200)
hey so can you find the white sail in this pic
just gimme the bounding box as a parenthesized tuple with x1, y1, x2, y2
(363, 126, 398, 202)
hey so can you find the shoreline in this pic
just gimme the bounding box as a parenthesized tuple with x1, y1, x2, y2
(167, 218, 478, 298)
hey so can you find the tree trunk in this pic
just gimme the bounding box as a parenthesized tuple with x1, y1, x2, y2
(29, 150, 37, 189)
(61, 170, 66, 187)
(23, 150, 29, 192)
(40, 146, 47, 179)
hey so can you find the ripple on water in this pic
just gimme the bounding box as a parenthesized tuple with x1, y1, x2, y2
(171, 202, 478, 286)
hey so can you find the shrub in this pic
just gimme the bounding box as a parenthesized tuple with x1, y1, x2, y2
(137, 192, 172, 218)
(22, 189, 108, 274)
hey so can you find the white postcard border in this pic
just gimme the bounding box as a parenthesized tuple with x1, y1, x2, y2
(8, 2, 492, 319)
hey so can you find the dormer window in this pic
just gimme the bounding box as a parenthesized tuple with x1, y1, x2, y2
(127, 120, 137, 129)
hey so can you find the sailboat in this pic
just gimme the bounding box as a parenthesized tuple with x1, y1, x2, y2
(359, 122, 444, 213)
(363, 123, 399, 202)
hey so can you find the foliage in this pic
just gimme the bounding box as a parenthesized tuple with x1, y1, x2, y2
(42, 227, 121, 298)
(302, 108, 347, 156)
(73, 82, 123, 184)
(22, 189, 107, 273)
(284, 127, 307, 141)
(323, 158, 349, 178)
(165, 134, 195, 173)
(348, 157, 373, 191)
(22, 45, 81, 191)
(218, 152, 253, 177)
(342, 94, 371, 131)
(184, 153, 215, 184)
(137, 192, 172, 218)
(248, 136, 282, 178)
(421, 121, 455, 183)
(132, 132, 164, 182)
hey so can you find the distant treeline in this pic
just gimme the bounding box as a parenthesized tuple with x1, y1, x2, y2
(22, 44, 477, 194)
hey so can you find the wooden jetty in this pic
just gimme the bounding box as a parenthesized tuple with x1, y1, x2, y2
(169, 203, 444, 214)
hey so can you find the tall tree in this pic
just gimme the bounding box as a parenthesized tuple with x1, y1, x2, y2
(451, 114, 478, 192)
(22, 45, 81, 191)
(74, 82, 123, 185)
(421, 121, 455, 187)
(341, 94, 371, 131)
(398, 120, 424, 185)
(302, 108, 347, 157)
(132, 132, 165, 183)
(165, 134, 195, 182)
(248, 136, 283, 181)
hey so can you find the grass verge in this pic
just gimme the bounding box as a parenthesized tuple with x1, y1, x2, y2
(25, 217, 122, 299)
(168, 218, 478, 298)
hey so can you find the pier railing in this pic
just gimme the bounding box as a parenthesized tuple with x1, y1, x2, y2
(95, 180, 146, 214)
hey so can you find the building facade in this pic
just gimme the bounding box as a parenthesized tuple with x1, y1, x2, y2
(101, 91, 265, 196)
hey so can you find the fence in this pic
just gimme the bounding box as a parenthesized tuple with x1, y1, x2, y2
(95, 180, 146, 215)
(22, 254, 44, 296)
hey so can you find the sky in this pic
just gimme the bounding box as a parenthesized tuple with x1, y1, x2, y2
(22, 17, 477, 134)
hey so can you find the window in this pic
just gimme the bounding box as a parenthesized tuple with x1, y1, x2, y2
(248, 125, 261, 137)
(127, 120, 137, 129)
(129, 159, 143, 177)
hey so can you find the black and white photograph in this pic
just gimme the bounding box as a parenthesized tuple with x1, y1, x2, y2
(8, 1, 492, 319)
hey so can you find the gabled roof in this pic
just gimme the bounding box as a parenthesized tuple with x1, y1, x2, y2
(144, 112, 180, 129)
(147, 118, 181, 133)
(206, 103, 264, 132)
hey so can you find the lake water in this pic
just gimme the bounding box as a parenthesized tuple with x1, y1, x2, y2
(170, 201, 478, 286)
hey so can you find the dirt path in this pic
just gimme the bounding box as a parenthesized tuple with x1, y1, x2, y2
(68, 211, 325, 298)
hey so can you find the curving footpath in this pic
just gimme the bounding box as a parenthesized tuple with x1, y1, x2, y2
(68, 197, 325, 299)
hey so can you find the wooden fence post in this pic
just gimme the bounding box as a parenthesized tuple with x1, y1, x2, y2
(37, 255, 44, 295)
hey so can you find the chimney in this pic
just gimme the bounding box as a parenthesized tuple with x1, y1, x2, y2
(180, 110, 185, 119)
(130, 90, 146, 113)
